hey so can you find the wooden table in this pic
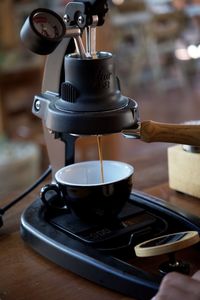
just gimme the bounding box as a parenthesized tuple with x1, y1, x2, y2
(0, 140, 200, 300)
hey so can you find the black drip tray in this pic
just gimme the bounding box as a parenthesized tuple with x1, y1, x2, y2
(20, 191, 200, 300)
(47, 202, 168, 249)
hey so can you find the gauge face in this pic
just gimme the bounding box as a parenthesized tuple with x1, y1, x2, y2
(32, 11, 65, 39)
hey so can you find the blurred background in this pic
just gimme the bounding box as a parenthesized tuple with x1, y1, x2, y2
(1, 0, 200, 197)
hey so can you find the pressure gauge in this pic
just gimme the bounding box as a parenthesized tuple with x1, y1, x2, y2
(20, 8, 66, 55)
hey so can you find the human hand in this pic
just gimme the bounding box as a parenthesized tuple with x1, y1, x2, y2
(151, 270, 200, 300)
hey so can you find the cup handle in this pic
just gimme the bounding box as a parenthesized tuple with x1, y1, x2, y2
(40, 184, 61, 208)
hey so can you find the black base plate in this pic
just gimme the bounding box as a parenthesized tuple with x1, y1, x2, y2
(20, 190, 200, 300)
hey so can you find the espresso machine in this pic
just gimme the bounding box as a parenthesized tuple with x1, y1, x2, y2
(20, 1, 200, 299)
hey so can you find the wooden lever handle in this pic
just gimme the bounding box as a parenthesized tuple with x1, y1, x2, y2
(140, 120, 200, 145)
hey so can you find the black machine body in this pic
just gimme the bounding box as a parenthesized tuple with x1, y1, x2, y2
(20, 0, 140, 177)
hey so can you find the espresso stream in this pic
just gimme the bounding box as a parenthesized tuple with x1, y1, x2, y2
(97, 135, 104, 183)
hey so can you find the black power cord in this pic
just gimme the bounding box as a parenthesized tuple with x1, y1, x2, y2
(0, 165, 52, 227)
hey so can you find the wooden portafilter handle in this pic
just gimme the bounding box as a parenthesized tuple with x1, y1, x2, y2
(123, 120, 200, 146)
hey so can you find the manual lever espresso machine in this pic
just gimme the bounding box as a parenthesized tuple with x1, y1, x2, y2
(20, 1, 200, 299)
